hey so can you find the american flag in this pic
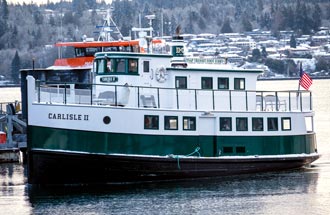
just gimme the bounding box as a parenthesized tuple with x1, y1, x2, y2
(299, 63, 313, 90)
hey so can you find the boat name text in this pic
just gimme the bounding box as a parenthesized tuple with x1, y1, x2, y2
(48, 113, 89, 121)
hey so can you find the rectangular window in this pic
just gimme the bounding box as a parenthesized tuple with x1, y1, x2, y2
(144, 115, 159, 130)
(236, 146, 246, 153)
(281, 117, 291, 131)
(223, 147, 233, 153)
(183, 116, 196, 130)
(201, 77, 213, 89)
(96, 59, 106, 75)
(114, 58, 126, 73)
(164, 116, 178, 130)
(218, 77, 229, 89)
(234, 78, 245, 90)
(267, 117, 278, 131)
(143, 61, 150, 73)
(175, 76, 187, 89)
(252, 117, 264, 131)
(236, 117, 248, 131)
(220, 117, 232, 131)
(128, 59, 138, 73)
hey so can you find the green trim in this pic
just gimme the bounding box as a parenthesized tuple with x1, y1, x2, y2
(28, 126, 318, 157)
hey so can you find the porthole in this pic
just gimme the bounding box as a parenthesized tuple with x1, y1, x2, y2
(103, 116, 111, 124)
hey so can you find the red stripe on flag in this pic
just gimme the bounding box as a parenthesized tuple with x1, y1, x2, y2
(299, 73, 313, 90)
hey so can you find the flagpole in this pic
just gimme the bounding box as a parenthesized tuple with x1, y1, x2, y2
(297, 62, 302, 110)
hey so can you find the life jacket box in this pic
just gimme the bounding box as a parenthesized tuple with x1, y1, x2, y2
(0, 131, 6, 144)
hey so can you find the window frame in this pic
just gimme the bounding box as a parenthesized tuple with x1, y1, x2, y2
(252, 117, 264, 131)
(267, 117, 278, 131)
(201, 77, 213, 89)
(183, 116, 196, 131)
(220, 117, 232, 131)
(143, 61, 150, 73)
(236, 117, 248, 131)
(144, 115, 159, 130)
(164, 116, 178, 130)
(234, 78, 245, 90)
(175, 76, 188, 89)
(281, 117, 291, 131)
(218, 77, 229, 90)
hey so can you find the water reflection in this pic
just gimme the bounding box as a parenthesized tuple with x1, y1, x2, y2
(27, 168, 321, 215)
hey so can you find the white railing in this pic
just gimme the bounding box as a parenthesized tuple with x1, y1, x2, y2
(35, 81, 313, 112)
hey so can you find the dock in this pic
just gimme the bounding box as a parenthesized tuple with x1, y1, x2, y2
(0, 101, 27, 163)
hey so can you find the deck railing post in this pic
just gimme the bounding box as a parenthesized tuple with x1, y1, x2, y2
(300, 92, 303, 112)
(245, 91, 248, 111)
(194, 89, 197, 110)
(137, 87, 140, 108)
(288, 91, 291, 111)
(115, 85, 118, 106)
(176, 89, 179, 110)
(275, 91, 278, 111)
(157, 88, 160, 108)
(64, 83, 67, 104)
(229, 90, 232, 111)
(310, 91, 312, 110)
(212, 90, 215, 110)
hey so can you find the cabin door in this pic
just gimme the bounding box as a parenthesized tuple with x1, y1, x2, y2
(198, 116, 217, 157)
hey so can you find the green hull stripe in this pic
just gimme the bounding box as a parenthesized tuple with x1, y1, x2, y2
(28, 126, 317, 157)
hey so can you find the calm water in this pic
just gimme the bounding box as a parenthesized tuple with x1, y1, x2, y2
(1, 80, 330, 215)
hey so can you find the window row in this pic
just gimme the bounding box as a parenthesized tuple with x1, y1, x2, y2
(220, 117, 291, 131)
(96, 58, 139, 74)
(144, 115, 291, 132)
(145, 115, 196, 130)
(175, 76, 245, 90)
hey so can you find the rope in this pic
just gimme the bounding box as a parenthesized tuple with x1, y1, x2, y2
(168, 147, 201, 170)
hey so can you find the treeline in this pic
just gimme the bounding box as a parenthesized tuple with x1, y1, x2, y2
(1, 0, 330, 83)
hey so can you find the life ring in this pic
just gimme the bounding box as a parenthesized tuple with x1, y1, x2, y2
(155, 67, 167, 83)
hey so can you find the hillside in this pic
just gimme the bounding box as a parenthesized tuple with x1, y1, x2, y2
(0, 0, 330, 83)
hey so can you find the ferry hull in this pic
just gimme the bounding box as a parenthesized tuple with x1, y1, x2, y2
(28, 149, 319, 185)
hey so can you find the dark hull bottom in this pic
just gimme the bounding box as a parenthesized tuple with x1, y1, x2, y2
(28, 150, 320, 185)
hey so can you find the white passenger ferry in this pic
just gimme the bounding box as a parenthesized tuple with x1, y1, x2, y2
(25, 36, 319, 185)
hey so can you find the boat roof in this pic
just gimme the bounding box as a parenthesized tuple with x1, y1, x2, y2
(55, 39, 163, 48)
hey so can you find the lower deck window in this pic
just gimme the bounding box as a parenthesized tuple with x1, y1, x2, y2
(267, 117, 278, 131)
(183, 117, 196, 130)
(220, 117, 232, 131)
(236, 146, 246, 153)
(281, 117, 291, 131)
(252, 117, 264, 131)
(236, 117, 248, 131)
(144, 115, 159, 129)
(223, 147, 233, 153)
(165, 116, 178, 130)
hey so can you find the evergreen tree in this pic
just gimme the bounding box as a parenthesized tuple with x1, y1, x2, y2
(251, 48, 261, 62)
(11, 51, 21, 84)
(1, 0, 9, 20)
(312, 4, 322, 32)
(241, 13, 253, 32)
(221, 19, 233, 33)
